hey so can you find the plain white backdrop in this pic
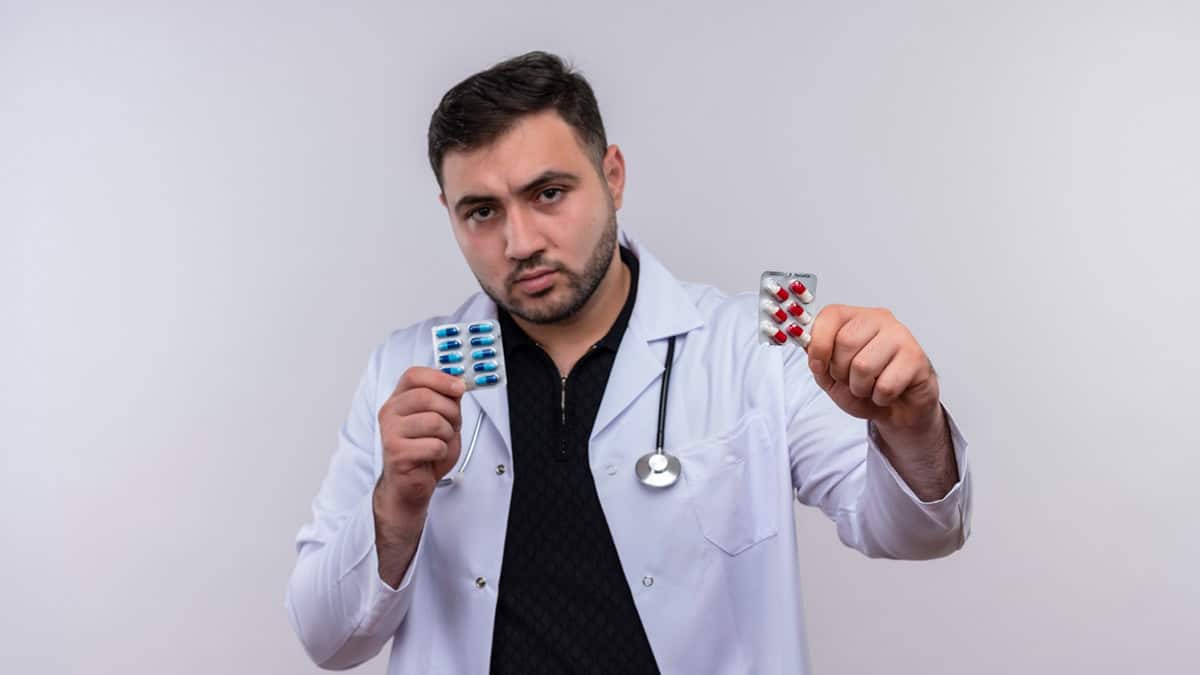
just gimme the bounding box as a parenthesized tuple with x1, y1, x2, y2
(4, 1, 1198, 673)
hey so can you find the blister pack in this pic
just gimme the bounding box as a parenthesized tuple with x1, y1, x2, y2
(758, 271, 818, 349)
(430, 320, 507, 390)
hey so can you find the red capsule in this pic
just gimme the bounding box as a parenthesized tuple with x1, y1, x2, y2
(762, 278, 789, 302)
(760, 320, 787, 345)
(761, 298, 787, 323)
(788, 279, 814, 303)
(785, 322, 812, 347)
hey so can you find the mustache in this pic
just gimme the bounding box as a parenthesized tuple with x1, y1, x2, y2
(507, 256, 566, 286)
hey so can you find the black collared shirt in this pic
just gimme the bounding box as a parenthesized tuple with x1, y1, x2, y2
(490, 245, 660, 674)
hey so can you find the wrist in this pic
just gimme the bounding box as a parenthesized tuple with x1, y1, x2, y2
(874, 403, 948, 455)
(372, 479, 428, 546)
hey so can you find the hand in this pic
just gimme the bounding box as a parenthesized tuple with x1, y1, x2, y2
(374, 367, 465, 535)
(805, 305, 942, 437)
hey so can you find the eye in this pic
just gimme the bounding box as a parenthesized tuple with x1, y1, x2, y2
(538, 187, 564, 203)
(468, 206, 496, 223)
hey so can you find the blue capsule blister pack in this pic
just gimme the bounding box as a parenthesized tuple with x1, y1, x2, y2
(430, 321, 507, 390)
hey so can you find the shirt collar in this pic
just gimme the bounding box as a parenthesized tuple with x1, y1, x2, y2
(498, 244, 639, 354)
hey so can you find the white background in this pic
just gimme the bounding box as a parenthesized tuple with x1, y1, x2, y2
(4, 1, 1198, 673)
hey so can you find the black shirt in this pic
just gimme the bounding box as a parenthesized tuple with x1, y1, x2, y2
(490, 245, 660, 674)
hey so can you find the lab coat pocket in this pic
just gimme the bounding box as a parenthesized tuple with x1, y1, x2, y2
(678, 411, 779, 556)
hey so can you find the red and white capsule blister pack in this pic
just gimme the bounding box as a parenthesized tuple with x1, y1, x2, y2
(759, 271, 818, 349)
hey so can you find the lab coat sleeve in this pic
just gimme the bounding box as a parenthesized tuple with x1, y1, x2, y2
(781, 346, 973, 560)
(285, 343, 428, 669)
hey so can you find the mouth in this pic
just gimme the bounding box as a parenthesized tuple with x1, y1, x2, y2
(514, 268, 558, 294)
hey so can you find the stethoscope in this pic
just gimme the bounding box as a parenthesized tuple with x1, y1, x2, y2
(634, 335, 680, 488)
(436, 335, 681, 489)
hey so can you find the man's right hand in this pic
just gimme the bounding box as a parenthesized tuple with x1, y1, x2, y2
(372, 367, 465, 587)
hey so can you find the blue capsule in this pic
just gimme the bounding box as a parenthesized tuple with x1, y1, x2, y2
(469, 335, 495, 347)
(440, 366, 464, 376)
(473, 361, 498, 372)
(474, 374, 500, 386)
(468, 322, 494, 334)
(435, 325, 460, 338)
(471, 348, 496, 360)
(437, 339, 462, 351)
(437, 352, 464, 364)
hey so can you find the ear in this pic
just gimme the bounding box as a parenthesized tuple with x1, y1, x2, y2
(601, 145, 626, 210)
(439, 192, 447, 208)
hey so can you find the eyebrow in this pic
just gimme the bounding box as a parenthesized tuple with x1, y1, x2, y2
(452, 170, 581, 215)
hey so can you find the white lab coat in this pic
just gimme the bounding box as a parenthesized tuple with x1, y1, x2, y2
(286, 229, 972, 674)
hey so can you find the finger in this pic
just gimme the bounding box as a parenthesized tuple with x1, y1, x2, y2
(397, 410, 456, 443)
(383, 437, 450, 473)
(388, 387, 463, 432)
(871, 351, 923, 408)
(810, 358, 836, 392)
(432, 432, 463, 479)
(395, 366, 466, 399)
(806, 304, 853, 368)
(848, 334, 902, 399)
(829, 313, 881, 383)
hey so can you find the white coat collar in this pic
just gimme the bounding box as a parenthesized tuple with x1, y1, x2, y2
(457, 228, 705, 455)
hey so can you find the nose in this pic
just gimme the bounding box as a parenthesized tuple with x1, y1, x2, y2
(503, 206, 546, 261)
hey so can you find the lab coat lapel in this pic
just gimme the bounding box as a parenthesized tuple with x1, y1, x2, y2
(590, 231, 704, 442)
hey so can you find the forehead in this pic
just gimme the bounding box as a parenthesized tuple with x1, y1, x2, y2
(440, 110, 594, 198)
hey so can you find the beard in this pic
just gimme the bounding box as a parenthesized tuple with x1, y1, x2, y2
(479, 211, 619, 326)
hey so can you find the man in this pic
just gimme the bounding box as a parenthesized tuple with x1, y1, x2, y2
(286, 51, 971, 674)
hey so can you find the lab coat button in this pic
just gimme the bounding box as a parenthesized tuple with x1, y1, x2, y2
(496, 464, 506, 475)
(474, 577, 487, 589)
(605, 464, 617, 476)
(642, 575, 654, 587)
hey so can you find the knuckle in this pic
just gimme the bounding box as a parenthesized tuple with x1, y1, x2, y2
(850, 356, 872, 378)
(412, 411, 437, 436)
(399, 367, 419, 390)
(414, 387, 437, 411)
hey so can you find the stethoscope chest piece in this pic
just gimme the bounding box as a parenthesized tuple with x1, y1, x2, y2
(636, 450, 681, 488)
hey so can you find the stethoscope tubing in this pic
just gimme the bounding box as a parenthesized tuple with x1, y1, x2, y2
(436, 409, 485, 488)
(437, 334, 680, 489)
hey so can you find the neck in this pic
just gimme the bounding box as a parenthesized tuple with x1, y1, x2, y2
(512, 247, 629, 375)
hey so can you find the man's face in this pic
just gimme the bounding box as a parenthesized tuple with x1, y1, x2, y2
(439, 110, 625, 325)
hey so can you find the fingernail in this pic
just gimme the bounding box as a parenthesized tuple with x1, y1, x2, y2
(452, 380, 466, 394)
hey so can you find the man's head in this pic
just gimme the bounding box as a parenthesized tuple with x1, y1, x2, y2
(430, 51, 626, 325)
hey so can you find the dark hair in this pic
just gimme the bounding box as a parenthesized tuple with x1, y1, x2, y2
(427, 51, 608, 189)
